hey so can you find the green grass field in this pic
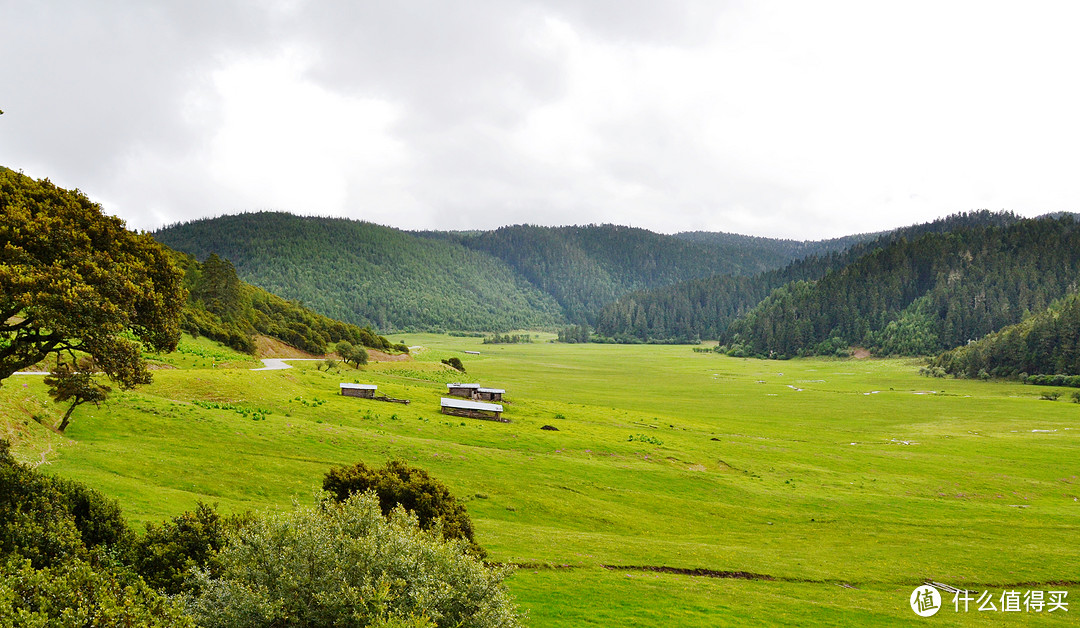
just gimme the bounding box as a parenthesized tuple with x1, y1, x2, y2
(3, 334, 1078, 625)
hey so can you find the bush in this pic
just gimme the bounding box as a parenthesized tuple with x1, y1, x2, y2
(1040, 391, 1062, 401)
(324, 460, 482, 556)
(129, 502, 248, 595)
(442, 357, 465, 372)
(0, 440, 130, 569)
(184, 493, 523, 628)
(0, 557, 195, 626)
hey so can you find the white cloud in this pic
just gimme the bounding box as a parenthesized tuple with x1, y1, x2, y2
(205, 47, 412, 220)
(2, 1, 1079, 239)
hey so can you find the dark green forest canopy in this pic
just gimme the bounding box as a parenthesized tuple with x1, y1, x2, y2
(933, 291, 1080, 378)
(160, 215, 843, 333)
(595, 210, 1026, 343)
(172, 251, 402, 355)
(155, 213, 565, 333)
(429, 224, 817, 324)
(721, 215, 1080, 358)
(672, 229, 878, 266)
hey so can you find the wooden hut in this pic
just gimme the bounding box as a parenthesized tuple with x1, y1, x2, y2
(339, 383, 377, 398)
(477, 387, 505, 402)
(440, 398, 507, 422)
(446, 383, 481, 398)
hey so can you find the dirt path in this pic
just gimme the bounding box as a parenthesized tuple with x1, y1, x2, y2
(251, 358, 323, 371)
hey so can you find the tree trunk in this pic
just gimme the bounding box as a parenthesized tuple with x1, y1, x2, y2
(57, 400, 80, 432)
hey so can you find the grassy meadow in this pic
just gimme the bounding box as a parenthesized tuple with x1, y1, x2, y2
(3, 333, 1078, 625)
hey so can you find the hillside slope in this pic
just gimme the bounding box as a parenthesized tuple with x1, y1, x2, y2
(155, 213, 565, 332)
(423, 224, 826, 324)
(723, 215, 1080, 357)
(174, 251, 404, 355)
(595, 211, 1023, 342)
(932, 291, 1080, 378)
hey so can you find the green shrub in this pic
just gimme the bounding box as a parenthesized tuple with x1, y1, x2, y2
(184, 493, 523, 628)
(129, 502, 248, 595)
(0, 557, 195, 627)
(441, 357, 466, 372)
(0, 440, 130, 569)
(49, 474, 130, 552)
(324, 460, 483, 557)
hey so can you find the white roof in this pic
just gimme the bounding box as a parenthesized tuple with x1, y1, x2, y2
(440, 397, 503, 412)
(478, 387, 505, 394)
(447, 383, 481, 389)
(339, 383, 377, 390)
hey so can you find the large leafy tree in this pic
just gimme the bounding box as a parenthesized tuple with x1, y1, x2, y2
(0, 167, 185, 385)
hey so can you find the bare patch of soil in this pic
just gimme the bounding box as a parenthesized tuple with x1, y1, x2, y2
(253, 334, 412, 362)
(254, 335, 323, 359)
(368, 349, 410, 363)
(850, 347, 872, 359)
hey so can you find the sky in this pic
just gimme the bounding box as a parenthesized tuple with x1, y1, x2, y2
(2, 1, 1079, 240)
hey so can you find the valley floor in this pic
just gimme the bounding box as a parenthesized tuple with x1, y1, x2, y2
(3, 334, 1078, 626)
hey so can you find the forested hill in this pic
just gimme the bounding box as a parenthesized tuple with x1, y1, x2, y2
(159, 215, 855, 332)
(595, 210, 1024, 342)
(931, 292, 1080, 379)
(173, 251, 405, 355)
(154, 213, 565, 332)
(723, 215, 1080, 358)
(427, 224, 804, 323)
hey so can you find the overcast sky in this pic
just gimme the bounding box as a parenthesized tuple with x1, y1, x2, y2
(2, 1, 1079, 239)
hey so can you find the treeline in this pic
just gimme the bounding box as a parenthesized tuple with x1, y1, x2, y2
(673, 229, 876, 264)
(483, 333, 532, 344)
(932, 292, 1080, 378)
(721, 216, 1080, 358)
(596, 211, 1022, 343)
(156, 212, 565, 333)
(557, 325, 592, 343)
(175, 252, 405, 355)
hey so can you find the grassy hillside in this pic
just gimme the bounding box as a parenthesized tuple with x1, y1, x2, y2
(155, 213, 565, 333)
(5, 335, 1078, 625)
